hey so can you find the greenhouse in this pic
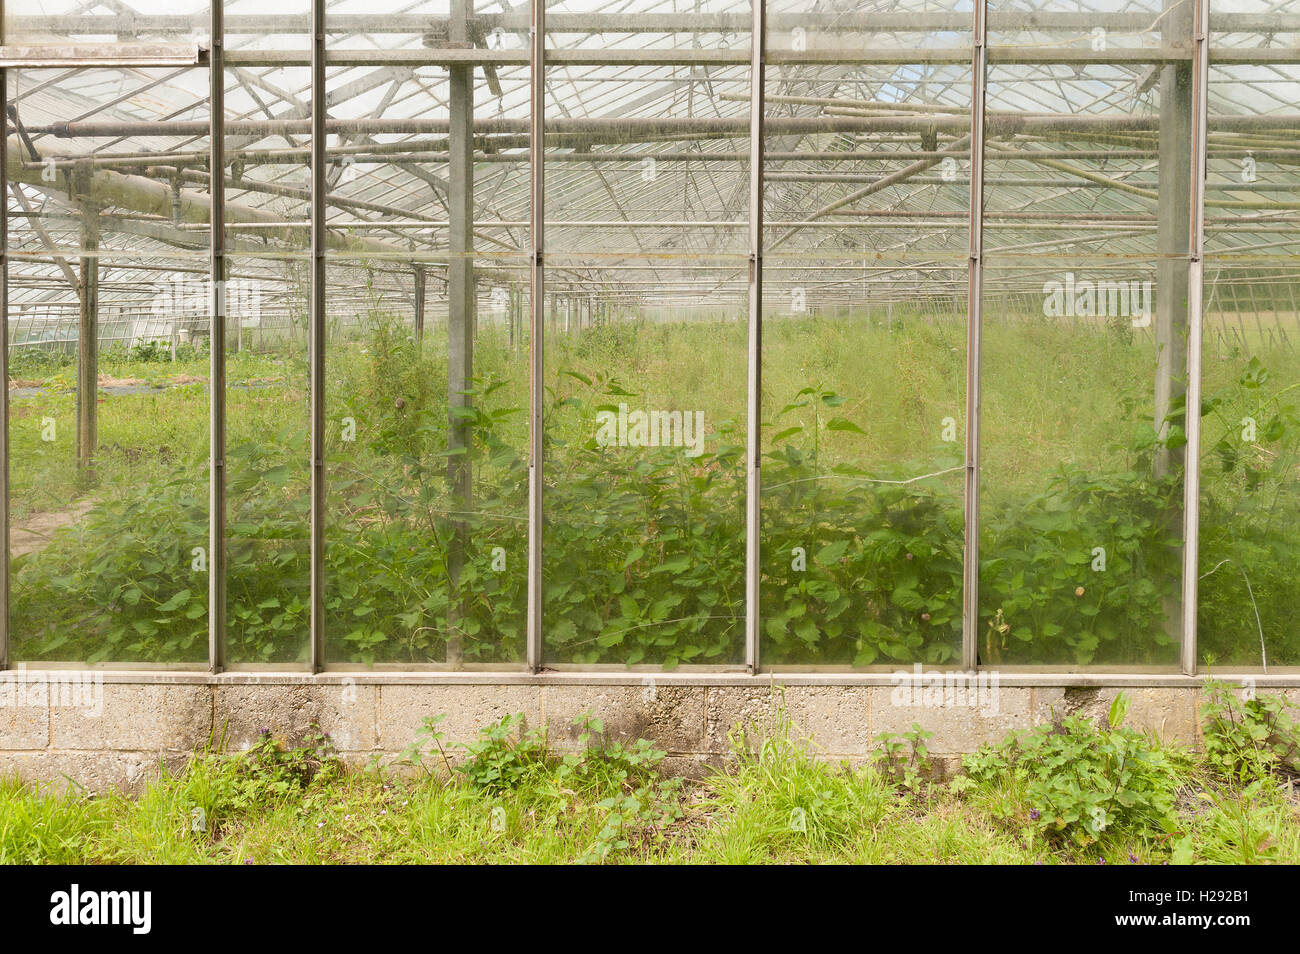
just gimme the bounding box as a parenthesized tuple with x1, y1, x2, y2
(0, 0, 1297, 681)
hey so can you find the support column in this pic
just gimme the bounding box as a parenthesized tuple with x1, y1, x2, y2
(446, 0, 475, 669)
(0, 53, 10, 670)
(744, 0, 765, 674)
(76, 202, 100, 482)
(208, 0, 227, 673)
(413, 264, 426, 342)
(508, 285, 516, 352)
(309, 0, 326, 672)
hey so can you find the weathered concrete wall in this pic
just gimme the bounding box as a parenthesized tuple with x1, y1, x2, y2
(5, 677, 1291, 793)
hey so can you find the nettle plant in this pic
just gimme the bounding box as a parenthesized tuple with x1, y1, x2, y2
(1197, 356, 1300, 666)
(9, 333, 1297, 670)
(1200, 680, 1300, 784)
(542, 369, 747, 666)
(761, 385, 964, 666)
(963, 693, 1181, 847)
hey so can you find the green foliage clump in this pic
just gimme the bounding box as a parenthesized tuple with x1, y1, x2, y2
(871, 722, 934, 791)
(962, 693, 1181, 847)
(1200, 680, 1300, 784)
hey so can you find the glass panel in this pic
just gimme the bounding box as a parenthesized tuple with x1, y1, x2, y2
(6, 68, 210, 664)
(320, 15, 530, 666)
(1199, 6, 1300, 669)
(542, 1, 750, 667)
(222, 64, 312, 665)
(978, 1, 1189, 667)
(759, 1, 971, 668)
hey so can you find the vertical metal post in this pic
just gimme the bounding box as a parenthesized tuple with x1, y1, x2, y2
(508, 284, 516, 352)
(744, 0, 764, 674)
(0, 3, 9, 671)
(963, 0, 988, 672)
(209, 0, 227, 672)
(446, 0, 475, 669)
(309, 0, 326, 672)
(1182, 0, 1209, 676)
(76, 201, 99, 481)
(412, 264, 426, 342)
(526, 0, 545, 672)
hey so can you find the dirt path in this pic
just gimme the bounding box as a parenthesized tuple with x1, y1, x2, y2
(11, 500, 94, 557)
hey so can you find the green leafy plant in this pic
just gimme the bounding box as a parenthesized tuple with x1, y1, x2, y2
(871, 722, 934, 791)
(1200, 680, 1300, 784)
(455, 713, 550, 793)
(963, 693, 1181, 846)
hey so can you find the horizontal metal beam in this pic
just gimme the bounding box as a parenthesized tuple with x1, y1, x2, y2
(22, 112, 1300, 143)
(0, 42, 205, 67)
(7, 12, 1300, 35)
(7, 667, 1300, 688)
(208, 45, 1300, 68)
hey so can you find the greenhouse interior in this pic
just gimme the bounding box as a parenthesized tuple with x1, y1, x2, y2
(0, 0, 1295, 676)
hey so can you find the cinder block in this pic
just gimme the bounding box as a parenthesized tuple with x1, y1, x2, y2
(376, 684, 541, 752)
(541, 684, 706, 754)
(0, 700, 49, 750)
(0, 750, 188, 795)
(704, 685, 874, 757)
(50, 684, 211, 752)
(869, 685, 1035, 755)
(1033, 686, 1199, 745)
(213, 684, 377, 753)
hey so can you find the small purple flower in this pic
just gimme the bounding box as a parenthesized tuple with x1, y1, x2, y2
(1029, 809, 1040, 821)
(1097, 857, 1106, 865)
(1129, 853, 1139, 864)
(243, 858, 255, 865)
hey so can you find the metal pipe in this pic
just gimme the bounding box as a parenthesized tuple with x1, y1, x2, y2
(527, 0, 544, 674)
(0, 4, 8, 671)
(745, 0, 764, 676)
(7, 11, 1300, 34)
(963, 0, 987, 672)
(75, 202, 99, 479)
(1182, 0, 1210, 677)
(208, 0, 226, 674)
(308, 0, 325, 673)
(28, 112, 1300, 140)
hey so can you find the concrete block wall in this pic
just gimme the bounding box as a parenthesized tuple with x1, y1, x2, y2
(4, 677, 1287, 793)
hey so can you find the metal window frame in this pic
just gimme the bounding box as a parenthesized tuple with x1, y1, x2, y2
(0, 0, 1250, 681)
(526, 0, 544, 672)
(208, 0, 226, 674)
(0, 4, 9, 672)
(1182, 0, 1211, 676)
(744, 0, 765, 675)
(964, 0, 988, 673)
(309, 0, 327, 673)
